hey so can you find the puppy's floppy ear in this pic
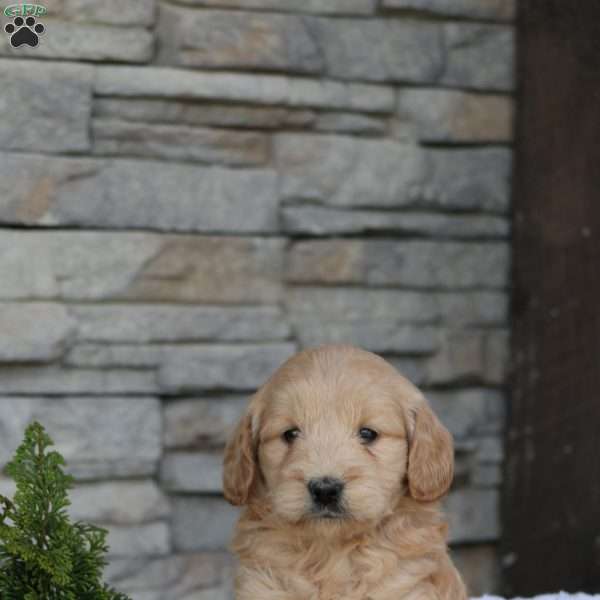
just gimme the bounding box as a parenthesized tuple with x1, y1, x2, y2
(223, 400, 259, 506)
(407, 400, 454, 502)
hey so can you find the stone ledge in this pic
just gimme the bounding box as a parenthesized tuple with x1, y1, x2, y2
(0, 397, 161, 479)
(91, 118, 270, 166)
(382, 0, 515, 22)
(0, 21, 154, 63)
(0, 231, 285, 303)
(161, 452, 223, 493)
(105, 522, 171, 558)
(427, 389, 505, 439)
(105, 551, 234, 599)
(164, 397, 247, 450)
(167, 0, 377, 15)
(442, 23, 514, 91)
(69, 305, 291, 343)
(0, 367, 158, 396)
(64, 0, 157, 26)
(282, 206, 510, 238)
(275, 134, 511, 213)
(287, 239, 510, 289)
(397, 88, 514, 143)
(446, 488, 500, 543)
(94, 66, 395, 113)
(286, 287, 508, 327)
(0, 60, 92, 153)
(156, 12, 512, 89)
(158, 343, 298, 393)
(0, 153, 278, 233)
(69, 480, 170, 525)
(0, 303, 76, 362)
(171, 497, 239, 551)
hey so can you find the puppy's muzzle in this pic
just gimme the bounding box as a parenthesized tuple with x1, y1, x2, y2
(308, 476, 345, 516)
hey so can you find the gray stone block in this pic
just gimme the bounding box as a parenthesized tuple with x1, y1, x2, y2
(106, 523, 171, 558)
(164, 397, 247, 449)
(382, 0, 515, 21)
(436, 291, 508, 327)
(446, 488, 500, 543)
(69, 481, 170, 525)
(315, 18, 444, 83)
(286, 287, 438, 323)
(276, 135, 510, 212)
(286, 288, 443, 353)
(161, 452, 223, 493)
(0, 21, 154, 63)
(0, 153, 278, 232)
(384, 357, 429, 387)
(442, 23, 515, 91)
(426, 329, 510, 385)
(105, 552, 234, 599)
(314, 112, 387, 135)
(472, 464, 503, 487)
(94, 66, 395, 113)
(0, 367, 157, 396)
(92, 119, 269, 166)
(158, 343, 297, 393)
(427, 389, 505, 440)
(286, 240, 367, 284)
(64, 0, 157, 26)
(172, 497, 239, 551)
(0, 60, 92, 152)
(64, 345, 167, 368)
(282, 206, 510, 238)
(287, 240, 510, 289)
(94, 98, 316, 130)
(287, 288, 507, 329)
(291, 320, 439, 354)
(476, 436, 504, 463)
(484, 329, 510, 384)
(160, 7, 323, 73)
(168, 0, 376, 14)
(0, 477, 15, 499)
(397, 88, 513, 143)
(0, 303, 76, 362)
(366, 241, 510, 289)
(160, 13, 448, 83)
(70, 305, 290, 343)
(0, 232, 284, 303)
(0, 397, 161, 478)
(428, 148, 512, 214)
(276, 134, 428, 208)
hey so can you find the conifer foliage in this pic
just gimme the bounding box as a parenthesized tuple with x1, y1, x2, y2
(0, 421, 131, 599)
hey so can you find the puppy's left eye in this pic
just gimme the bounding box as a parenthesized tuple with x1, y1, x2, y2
(282, 428, 300, 444)
(358, 428, 378, 444)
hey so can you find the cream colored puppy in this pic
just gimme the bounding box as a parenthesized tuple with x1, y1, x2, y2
(223, 344, 467, 600)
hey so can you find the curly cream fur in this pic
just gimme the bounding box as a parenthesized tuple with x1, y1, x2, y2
(223, 344, 467, 600)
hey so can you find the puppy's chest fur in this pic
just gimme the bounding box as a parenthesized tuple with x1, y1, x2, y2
(234, 514, 446, 600)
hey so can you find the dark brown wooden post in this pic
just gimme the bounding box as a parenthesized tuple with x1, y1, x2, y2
(503, 0, 600, 595)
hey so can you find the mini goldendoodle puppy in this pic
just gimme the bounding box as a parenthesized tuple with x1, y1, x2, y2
(223, 344, 467, 600)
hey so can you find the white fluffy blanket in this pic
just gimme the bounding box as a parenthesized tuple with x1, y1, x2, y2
(478, 595, 599, 600)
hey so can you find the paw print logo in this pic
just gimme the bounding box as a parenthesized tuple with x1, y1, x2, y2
(4, 15, 45, 48)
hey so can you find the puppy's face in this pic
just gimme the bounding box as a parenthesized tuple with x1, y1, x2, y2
(223, 345, 453, 528)
(258, 362, 409, 524)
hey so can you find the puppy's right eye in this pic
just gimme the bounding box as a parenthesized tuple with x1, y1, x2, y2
(282, 428, 300, 444)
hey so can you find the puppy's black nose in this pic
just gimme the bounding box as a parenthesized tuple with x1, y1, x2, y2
(308, 477, 344, 508)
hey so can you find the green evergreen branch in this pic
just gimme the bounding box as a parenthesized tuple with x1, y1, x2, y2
(0, 421, 131, 599)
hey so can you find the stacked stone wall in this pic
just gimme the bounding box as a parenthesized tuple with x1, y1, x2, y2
(0, 1, 514, 596)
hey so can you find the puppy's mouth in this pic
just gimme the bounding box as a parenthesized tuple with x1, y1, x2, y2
(308, 506, 348, 520)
